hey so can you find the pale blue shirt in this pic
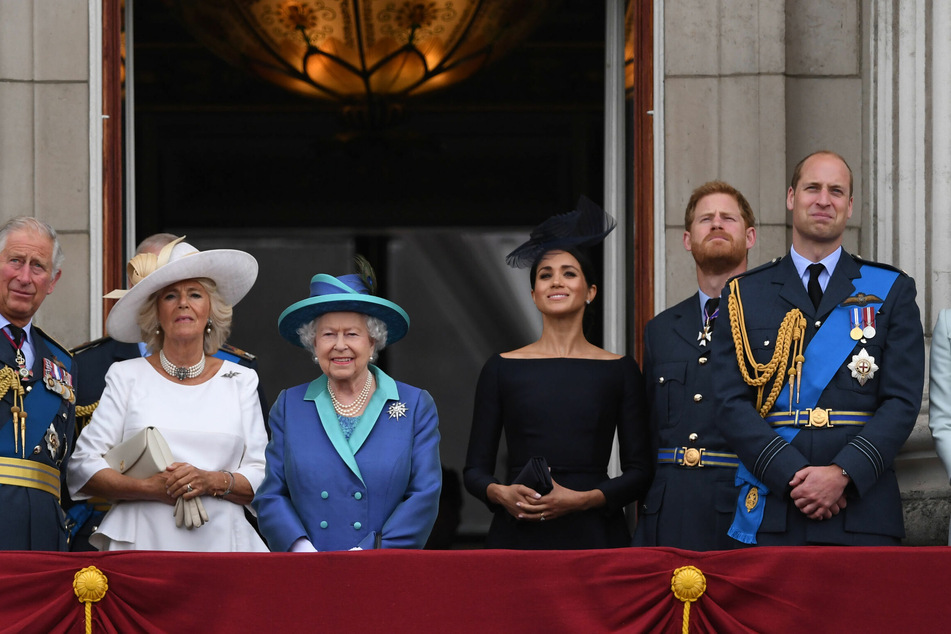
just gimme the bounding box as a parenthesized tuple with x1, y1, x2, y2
(698, 289, 717, 323)
(790, 245, 842, 294)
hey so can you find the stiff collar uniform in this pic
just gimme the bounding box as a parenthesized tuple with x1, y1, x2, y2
(633, 291, 746, 550)
(712, 249, 924, 545)
(0, 322, 76, 550)
(253, 365, 441, 552)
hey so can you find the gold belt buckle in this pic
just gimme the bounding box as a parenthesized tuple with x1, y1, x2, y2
(680, 447, 705, 467)
(805, 408, 832, 428)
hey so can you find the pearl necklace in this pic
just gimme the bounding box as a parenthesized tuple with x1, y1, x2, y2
(328, 371, 373, 417)
(159, 349, 206, 381)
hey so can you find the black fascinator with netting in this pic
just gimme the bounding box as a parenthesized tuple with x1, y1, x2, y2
(505, 196, 616, 269)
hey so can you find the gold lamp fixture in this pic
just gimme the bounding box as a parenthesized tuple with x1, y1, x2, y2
(166, 0, 553, 123)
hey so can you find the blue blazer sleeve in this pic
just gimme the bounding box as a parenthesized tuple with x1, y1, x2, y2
(252, 389, 308, 552)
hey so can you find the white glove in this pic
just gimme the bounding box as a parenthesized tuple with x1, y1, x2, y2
(290, 537, 318, 552)
(174, 496, 209, 529)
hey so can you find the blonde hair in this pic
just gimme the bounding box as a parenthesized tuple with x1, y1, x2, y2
(137, 277, 232, 355)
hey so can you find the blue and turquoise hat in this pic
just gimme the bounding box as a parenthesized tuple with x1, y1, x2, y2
(278, 273, 410, 348)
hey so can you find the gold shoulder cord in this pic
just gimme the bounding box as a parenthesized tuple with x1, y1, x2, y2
(0, 366, 27, 457)
(728, 278, 808, 416)
(75, 402, 99, 430)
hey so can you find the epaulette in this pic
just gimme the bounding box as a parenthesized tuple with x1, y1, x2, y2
(70, 335, 112, 356)
(727, 255, 784, 283)
(849, 253, 910, 276)
(34, 326, 73, 358)
(219, 342, 256, 362)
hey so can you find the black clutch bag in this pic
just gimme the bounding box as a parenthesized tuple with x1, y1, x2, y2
(512, 456, 553, 495)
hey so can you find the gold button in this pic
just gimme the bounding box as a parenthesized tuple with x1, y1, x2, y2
(658, 377, 665, 384)
(698, 357, 708, 365)
(815, 321, 821, 328)
(693, 394, 703, 402)
(764, 340, 770, 346)
(689, 433, 698, 442)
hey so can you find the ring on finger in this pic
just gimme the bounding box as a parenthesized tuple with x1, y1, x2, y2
(187, 483, 194, 493)
(540, 513, 546, 522)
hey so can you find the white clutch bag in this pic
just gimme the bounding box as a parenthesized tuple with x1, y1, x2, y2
(103, 426, 174, 479)
(102, 426, 209, 529)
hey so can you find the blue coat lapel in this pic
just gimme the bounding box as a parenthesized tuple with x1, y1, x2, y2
(303, 365, 402, 486)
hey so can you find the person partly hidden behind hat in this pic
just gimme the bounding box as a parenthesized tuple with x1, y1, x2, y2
(67, 237, 269, 551)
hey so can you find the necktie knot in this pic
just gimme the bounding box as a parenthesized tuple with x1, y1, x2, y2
(807, 263, 824, 309)
(6, 325, 24, 347)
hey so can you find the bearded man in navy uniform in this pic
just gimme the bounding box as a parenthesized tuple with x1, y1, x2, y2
(67, 233, 267, 550)
(712, 151, 924, 546)
(0, 217, 76, 551)
(633, 181, 756, 550)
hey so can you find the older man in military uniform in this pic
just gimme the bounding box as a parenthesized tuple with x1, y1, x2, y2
(0, 217, 76, 551)
(712, 151, 924, 546)
(633, 181, 756, 550)
(66, 233, 266, 550)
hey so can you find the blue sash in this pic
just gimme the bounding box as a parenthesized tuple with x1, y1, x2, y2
(0, 350, 72, 458)
(729, 265, 899, 543)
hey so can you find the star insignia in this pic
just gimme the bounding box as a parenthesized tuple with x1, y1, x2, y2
(45, 423, 60, 459)
(222, 371, 241, 378)
(847, 348, 878, 386)
(387, 402, 408, 420)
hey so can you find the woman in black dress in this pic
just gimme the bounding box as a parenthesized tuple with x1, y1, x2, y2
(464, 198, 653, 549)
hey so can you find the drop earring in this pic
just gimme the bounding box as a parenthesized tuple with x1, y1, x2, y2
(206, 319, 213, 334)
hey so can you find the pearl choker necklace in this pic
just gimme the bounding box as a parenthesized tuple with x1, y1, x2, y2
(159, 349, 205, 381)
(328, 371, 373, 417)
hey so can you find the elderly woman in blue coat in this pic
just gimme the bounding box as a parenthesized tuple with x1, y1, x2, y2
(254, 259, 441, 551)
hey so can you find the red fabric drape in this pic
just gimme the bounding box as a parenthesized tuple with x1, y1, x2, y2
(0, 547, 946, 632)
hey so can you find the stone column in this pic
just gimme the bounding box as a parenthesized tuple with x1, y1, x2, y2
(0, 0, 93, 346)
(868, 0, 951, 545)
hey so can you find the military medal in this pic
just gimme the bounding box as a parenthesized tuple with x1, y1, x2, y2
(862, 306, 877, 339)
(2, 327, 32, 380)
(697, 304, 719, 347)
(849, 308, 863, 340)
(847, 348, 878, 386)
(43, 358, 75, 403)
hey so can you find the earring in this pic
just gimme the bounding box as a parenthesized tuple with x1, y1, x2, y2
(206, 319, 213, 334)
(585, 300, 591, 305)
(155, 328, 161, 335)
(313, 355, 319, 363)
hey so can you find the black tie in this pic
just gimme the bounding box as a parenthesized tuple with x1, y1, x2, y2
(6, 325, 24, 348)
(807, 263, 824, 309)
(704, 297, 720, 331)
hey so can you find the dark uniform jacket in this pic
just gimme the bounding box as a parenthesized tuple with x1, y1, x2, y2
(711, 251, 924, 545)
(633, 293, 745, 550)
(0, 327, 76, 551)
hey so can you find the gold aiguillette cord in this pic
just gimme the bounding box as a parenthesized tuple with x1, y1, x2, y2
(0, 367, 26, 457)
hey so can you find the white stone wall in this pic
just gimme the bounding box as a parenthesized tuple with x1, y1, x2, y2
(0, 0, 92, 348)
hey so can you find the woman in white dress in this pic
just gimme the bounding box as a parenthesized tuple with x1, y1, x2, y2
(67, 238, 268, 551)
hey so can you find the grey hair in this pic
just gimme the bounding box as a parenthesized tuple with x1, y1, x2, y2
(137, 277, 232, 355)
(136, 232, 179, 255)
(0, 216, 65, 273)
(298, 314, 389, 362)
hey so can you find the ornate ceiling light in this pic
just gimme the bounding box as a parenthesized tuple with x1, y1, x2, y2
(166, 1, 552, 122)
